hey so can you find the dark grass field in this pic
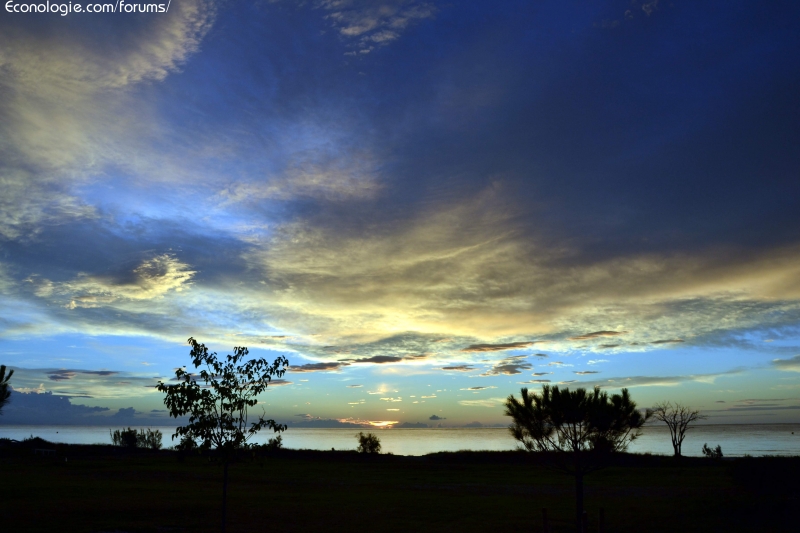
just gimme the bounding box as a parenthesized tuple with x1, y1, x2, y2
(1, 441, 797, 533)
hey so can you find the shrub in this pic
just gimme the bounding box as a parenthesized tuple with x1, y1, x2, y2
(138, 428, 163, 450)
(702, 443, 723, 459)
(110, 427, 139, 448)
(356, 431, 381, 454)
(266, 435, 283, 451)
(110, 427, 163, 449)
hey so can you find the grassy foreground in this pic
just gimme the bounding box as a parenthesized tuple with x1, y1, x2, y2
(1, 441, 797, 533)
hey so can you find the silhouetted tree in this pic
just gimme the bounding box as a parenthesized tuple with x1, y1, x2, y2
(157, 338, 288, 533)
(505, 385, 650, 533)
(651, 401, 706, 457)
(0, 365, 13, 415)
(356, 432, 381, 453)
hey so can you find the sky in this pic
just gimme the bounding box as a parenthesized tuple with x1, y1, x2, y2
(1, 0, 800, 430)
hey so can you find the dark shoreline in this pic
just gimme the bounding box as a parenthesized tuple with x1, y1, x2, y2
(3, 437, 799, 532)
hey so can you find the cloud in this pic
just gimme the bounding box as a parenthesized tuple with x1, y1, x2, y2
(428, 414, 445, 420)
(460, 386, 497, 391)
(439, 365, 476, 372)
(461, 341, 537, 352)
(772, 355, 800, 372)
(0, 1, 217, 239)
(112, 407, 137, 419)
(46, 369, 119, 381)
(587, 360, 608, 365)
(350, 355, 405, 364)
(268, 379, 292, 387)
(532, 372, 552, 376)
(569, 331, 628, 341)
(290, 362, 350, 373)
(480, 356, 533, 376)
(570, 369, 743, 389)
(574, 371, 600, 375)
(0, 389, 111, 425)
(316, 0, 436, 51)
(651, 339, 684, 345)
(463, 421, 483, 427)
(347, 384, 363, 388)
(41, 255, 195, 310)
(458, 397, 506, 408)
(519, 379, 551, 384)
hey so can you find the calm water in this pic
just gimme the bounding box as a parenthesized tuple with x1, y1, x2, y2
(1, 424, 798, 457)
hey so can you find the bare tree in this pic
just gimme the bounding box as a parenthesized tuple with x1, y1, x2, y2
(651, 401, 706, 457)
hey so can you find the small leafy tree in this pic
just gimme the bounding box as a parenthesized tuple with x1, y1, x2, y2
(651, 401, 706, 457)
(157, 338, 288, 533)
(110, 428, 163, 449)
(702, 443, 723, 459)
(0, 365, 13, 414)
(505, 385, 650, 533)
(356, 431, 381, 454)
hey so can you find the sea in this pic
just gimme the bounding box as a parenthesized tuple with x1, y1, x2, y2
(1, 424, 799, 457)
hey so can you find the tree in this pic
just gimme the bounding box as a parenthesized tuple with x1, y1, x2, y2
(651, 401, 706, 457)
(505, 385, 650, 533)
(157, 338, 288, 533)
(0, 365, 13, 415)
(356, 431, 381, 454)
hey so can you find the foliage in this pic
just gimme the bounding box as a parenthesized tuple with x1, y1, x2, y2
(109, 428, 163, 450)
(110, 427, 139, 448)
(505, 385, 649, 459)
(156, 338, 288, 533)
(652, 401, 706, 457)
(156, 337, 289, 453)
(139, 428, 163, 450)
(0, 364, 13, 415)
(356, 432, 381, 454)
(702, 443, 723, 459)
(265, 435, 283, 451)
(505, 385, 650, 532)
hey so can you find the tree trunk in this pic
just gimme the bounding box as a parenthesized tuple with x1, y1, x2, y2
(575, 471, 584, 533)
(222, 460, 229, 533)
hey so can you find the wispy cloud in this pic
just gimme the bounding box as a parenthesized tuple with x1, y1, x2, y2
(314, 0, 436, 53)
(772, 355, 800, 372)
(457, 397, 505, 408)
(569, 331, 628, 341)
(461, 341, 537, 352)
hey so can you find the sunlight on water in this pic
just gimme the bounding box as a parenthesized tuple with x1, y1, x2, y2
(1, 424, 798, 457)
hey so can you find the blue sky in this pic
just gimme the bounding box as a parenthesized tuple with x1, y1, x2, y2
(1, 0, 800, 428)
